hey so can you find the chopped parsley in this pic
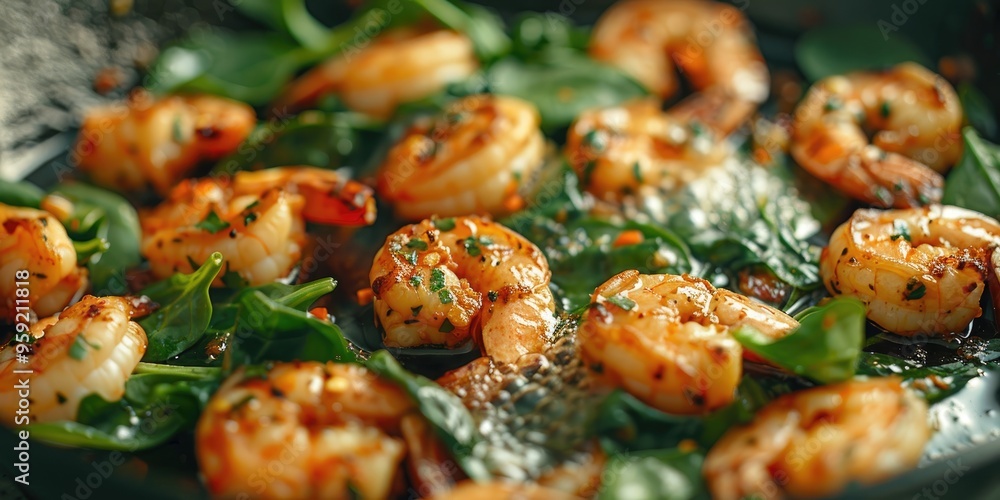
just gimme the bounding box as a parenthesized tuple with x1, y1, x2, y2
(405, 250, 418, 265)
(409, 275, 423, 288)
(632, 162, 644, 183)
(904, 278, 927, 300)
(464, 236, 494, 257)
(583, 130, 607, 152)
(430, 268, 446, 292)
(439, 318, 455, 333)
(243, 200, 260, 225)
(890, 220, 911, 242)
(195, 209, 231, 234)
(880, 101, 891, 118)
(411, 305, 423, 316)
(433, 217, 456, 231)
(406, 239, 428, 251)
(606, 294, 637, 311)
(823, 97, 843, 112)
(438, 289, 454, 304)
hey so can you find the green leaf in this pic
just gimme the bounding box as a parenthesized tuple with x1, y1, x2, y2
(942, 127, 1000, 218)
(958, 83, 998, 140)
(139, 253, 223, 361)
(510, 12, 589, 58)
(194, 209, 231, 234)
(27, 372, 219, 451)
(0, 181, 44, 208)
(591, 390, 702, 452)
(599, 449, 707, 500)
(365, 351, 491, 480)
(413, 0, 510, 62)
(488, 52, 647, 131)
(794, 24, 932, 81)
(235, 0, 329, 50)
(71, 237, 109, 262)
(51, 183, 141, 294)
(733, 298, 866, 384)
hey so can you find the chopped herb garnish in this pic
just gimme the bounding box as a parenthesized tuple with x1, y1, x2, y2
(880, 101, 891, 118)
(438, 289, 454, 304)
(583, 130, 607, 152)
(56, 392, 67, 404)
(824, 97, 843, 111)
(242, 201, 260, 225)
(411, 305, 423, 316)
(406, 239, 428, 251)
(890, 220, 911, 242)
(405, 250, 418, 266)
(171, 114, 186, 143)
(430, 268, 446, 292)
(606, 294, 637, 311)
(632, 162, 643, 183)
(410, 275, 423, 288)
(690, 121, 707, 138)
(195, 209, 231, 234)
(231, 394, 256, 412)
(439, 318, 455, 333)
(464, 236, 494, 257)
(488, 290, 499, 302)
(905, 279, 927, 300)
(433, 217, 456, 231)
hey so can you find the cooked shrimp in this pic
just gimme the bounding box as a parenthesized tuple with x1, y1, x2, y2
(0, 295, 147, 423)
(703, 377, 929, 499)
(821, 205, 1000, 335)
(376, 94, 546, 221)
(590, 0, 769, 126)
(196, 361, 414, 499)
(141, 167, 375, 285)
(578, 271, 798, 414)
(369, 216, 557, 363)
(564, 98, 733, 200)
(430, 481, 580, 500)
(275, 27, 478, 119)
(1, 204, 88, 320)
(791, 62, 962, 208)
(74, 89, 255, 195)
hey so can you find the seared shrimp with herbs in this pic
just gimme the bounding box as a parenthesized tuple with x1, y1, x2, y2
(0, 295, 148, 423)
(791, 62, 962, 208)
(590, 0, 769, 127)
(565, 98, 734, 200)
(74, 90, 255, 195)
(370, 215, 557, 363)
(578, 271, 798, 414)
(196, 362, 417, 499)
(275, 27, 478, 119)
(376, 94, 546, 221)
(704, 377, 930, 499)
(141, 167, 375, 286)
(821, 205, 1000, 335)
(1, 203, 88, 319)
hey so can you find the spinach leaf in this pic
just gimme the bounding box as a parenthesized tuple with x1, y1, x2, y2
(488, 52, 647, 131)
(942, 127, 1000, 218)
(235, 0, 329, 50)
(147, 30, 308, 106)
(592, 390, 703, 453)
(599, 449, 707, 500)
(733, 298, 866, 384)
(365, 350, 491, 480)
(51, 183, 141, 295)
(959, 83, 998, 140)
(0, 181, 44, 208)
(212, 110, 378, 175)
(794, 24, 931, 81)
(139, 253, 223, 362)
(656, 160, 823, 292)
(510, 12, 589, 58)
(27, 371, 219, 451)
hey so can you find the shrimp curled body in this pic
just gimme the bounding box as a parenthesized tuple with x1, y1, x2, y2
(0, 295, 147, 423)
(590, 0, 769, 125)
(276, 27, 478, 119)
(377, 95, 546, 221)
(196, 362, 414, 499)
(370, 216, 557, 363)
(791, 63, 962, 208)
(141, 167, 375, 286)
(579, 271, 798, 414)
(74, 91, 255, 195)
(703, 377, 930, 499)
(821, 205, 1000, 335)
(1, 203, 88, 319)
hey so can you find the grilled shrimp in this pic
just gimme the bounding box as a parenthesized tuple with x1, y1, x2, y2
(590, 0, 769, 126)
(564, 98, 733, 200)
(1, 204, 88, 320)
(430, 481, 579, 500)
(0, 295, 147, 423)
(370, 216, 557, 363)
(141, 167, 375, 285)
(578, 271, 798, 414)
(275, 27, 478, 119)
(74, 90, 255, 195)
(196, 361, 414, 499)
(703, 377, 929, 499)
(821, 205, 1000, 335)
(791, 62, 962, 208)
(376, 94, 546, 221)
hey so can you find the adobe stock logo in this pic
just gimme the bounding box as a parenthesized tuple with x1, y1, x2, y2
(877, 0, 930, 40)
